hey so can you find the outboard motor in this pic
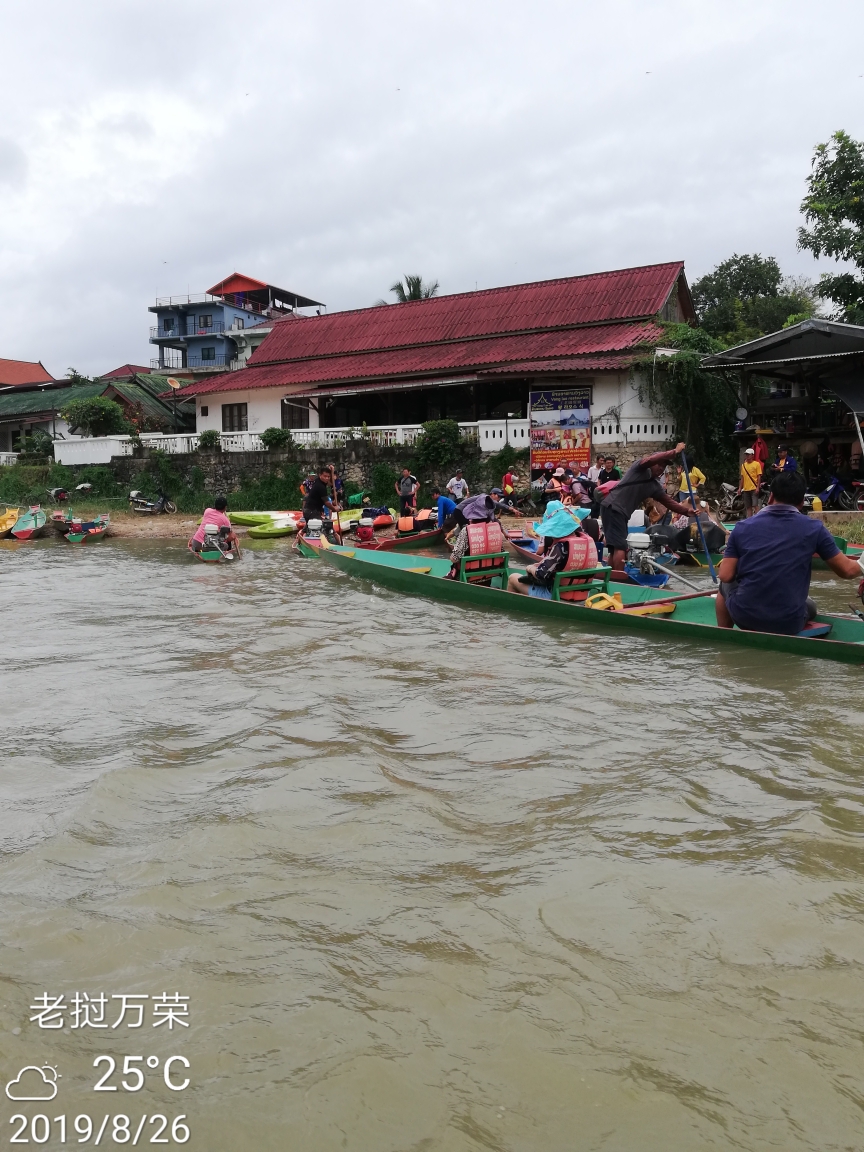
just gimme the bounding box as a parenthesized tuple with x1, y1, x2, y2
(202, 522, 234, 558)
(305, 518, 323, 539)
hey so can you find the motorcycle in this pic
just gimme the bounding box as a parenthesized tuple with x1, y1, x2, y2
(129, 489, 177, 515)
(803, 476, 864, 512)
(714, 482, 747, 520)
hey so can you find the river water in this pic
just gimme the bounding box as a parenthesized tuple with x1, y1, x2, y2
(2, 537, 864, 1151)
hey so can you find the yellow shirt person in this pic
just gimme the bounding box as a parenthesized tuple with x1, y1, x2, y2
(677, 465, 706, 494)
(740, 457, 763, 492)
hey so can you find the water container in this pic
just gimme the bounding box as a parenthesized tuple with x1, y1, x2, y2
(812, 496, 823, 512)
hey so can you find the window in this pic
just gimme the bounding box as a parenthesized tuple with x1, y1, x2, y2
(162, 317, 175, 332)
(199, 315, 213, 328)
(629, 425, 633, 433)
(593, 426, 597, 435)
(200, 405, 208, 417)
(234, 318, 244, 330)
(651, 424, 655, 434)
(637, 424, 641, 433)
(222, 403, 248, 432)
(281, 398, 309, 430)
(616, 424, 620, 433)
(664, 424, 668, 433)
(201, 347, 216, 361)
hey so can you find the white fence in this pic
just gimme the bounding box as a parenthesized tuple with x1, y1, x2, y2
(0, 453, 18, 466)
(52, 420, 530, 465)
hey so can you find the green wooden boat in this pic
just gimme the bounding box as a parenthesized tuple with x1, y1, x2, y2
(11, 506, 48, 540)
(65, 515, 110, 544)
(298, 539, 864, 665)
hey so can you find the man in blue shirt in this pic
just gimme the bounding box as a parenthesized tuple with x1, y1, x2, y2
(431, 486, 457, 528)
(716, 471, 864, 634)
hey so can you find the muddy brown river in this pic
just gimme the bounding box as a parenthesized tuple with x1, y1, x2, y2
(2, 537, 864, 1150)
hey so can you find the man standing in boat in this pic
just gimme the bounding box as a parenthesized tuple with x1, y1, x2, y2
(715, 471, 864, 634)
(599, 442, 700, 574)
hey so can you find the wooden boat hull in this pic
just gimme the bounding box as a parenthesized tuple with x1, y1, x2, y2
(65, 521, 110, 544)
(301, 527, 445, 552)
(301, 542, 864, 665)
(11, 509, 48, 540)
(0, 508, 20, 537)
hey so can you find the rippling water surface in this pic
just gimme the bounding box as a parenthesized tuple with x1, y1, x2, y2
(2, 537, 864, 1151)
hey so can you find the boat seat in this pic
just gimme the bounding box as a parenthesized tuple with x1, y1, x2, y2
(551, 564, 611, 603)
(457, 550, 510, 589)
(797, 621, 833, 638)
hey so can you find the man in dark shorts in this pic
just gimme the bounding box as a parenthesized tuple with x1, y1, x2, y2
(302, 466, 336, 523)
(599, 442, 698, 572)
(716, 471, 864, 633)
(395, 468, 419, 515)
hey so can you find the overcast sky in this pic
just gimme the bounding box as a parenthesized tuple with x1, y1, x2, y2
(1, 0, 862, 377)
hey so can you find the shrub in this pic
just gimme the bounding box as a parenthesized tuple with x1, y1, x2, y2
(197, 430, 221, 451)
(414, 419, 463, 470)
(369, 463, 398, 506)
(59, 397, 131, 437)
(259, 426, 293, 451)
(13, 431, 54, 461)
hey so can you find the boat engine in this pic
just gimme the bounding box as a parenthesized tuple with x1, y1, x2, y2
(202, 523, 234, 558)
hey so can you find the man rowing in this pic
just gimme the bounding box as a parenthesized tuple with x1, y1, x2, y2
(716, 471, 864, 634)
(599, 442, 699, 574)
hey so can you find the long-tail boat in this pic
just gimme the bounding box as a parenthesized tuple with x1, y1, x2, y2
(298, 539, 864, 665)
(64, 515, 110, 544)
(11, 506, 48, 540)
(300, 526, 445, 552)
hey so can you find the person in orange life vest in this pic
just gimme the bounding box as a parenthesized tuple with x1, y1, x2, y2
(444, 495, 499, 578)
(508, 503, 595, 599)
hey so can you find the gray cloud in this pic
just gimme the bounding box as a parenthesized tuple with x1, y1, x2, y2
(0, 139, 27, 188)
(0, 0, 861, 375)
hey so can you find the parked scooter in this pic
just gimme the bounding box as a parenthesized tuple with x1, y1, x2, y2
(128, 489, 177, 515)
(803, 475, 862, 512)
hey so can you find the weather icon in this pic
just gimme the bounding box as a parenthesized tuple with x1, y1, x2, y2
(5, 1065, 61, 1101)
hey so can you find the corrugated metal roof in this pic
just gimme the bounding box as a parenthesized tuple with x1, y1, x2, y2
(0, 382, 104, 418)
(176, 321, 663, 397)
(249, 262, 683, 368)
(0, 358, 54, 387)
(478, 354, 643, 375)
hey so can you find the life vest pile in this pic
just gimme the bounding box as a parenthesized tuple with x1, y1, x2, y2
(465, 521, 505, 570)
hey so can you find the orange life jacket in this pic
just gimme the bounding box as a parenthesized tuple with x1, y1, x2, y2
(397, 516, 415, 533)
(557, 533, 599, 600)
(465, 521, 504, 569)
(415, 508, 432, 522)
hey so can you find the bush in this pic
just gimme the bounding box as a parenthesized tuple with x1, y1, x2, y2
(197, 430, 221, 451)
(369, 463, 398, 506)
(59, 397, 131, 437)
(259, 426, 293, 451)
(13, 431, 54, 462)
(414, 419, 463, 470)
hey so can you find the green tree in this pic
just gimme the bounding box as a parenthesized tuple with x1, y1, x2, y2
(798, 129, 864, 323)
(414, 419, 462, 470)
(59, 396, 130, 437)
(66, 368, 93, 385)
(691, 254, 817, 344)
(635, 323, 738, 477)
(387, 275, 440, 303)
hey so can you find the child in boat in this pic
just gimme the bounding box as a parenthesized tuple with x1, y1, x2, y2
(508, 504, 592, 598)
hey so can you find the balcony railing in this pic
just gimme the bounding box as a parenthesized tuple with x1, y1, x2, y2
(150, 356, 184, 371)
(187, 354, 229, 368)
(150, 320, 226, 340)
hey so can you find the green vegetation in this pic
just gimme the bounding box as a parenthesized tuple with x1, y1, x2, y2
(259, 427, 294, 451)
(197, 430, 221, 451)
(387, 275, 439, 302)
(59, 396, 130, 437)
(798, 129, 864, 323)
(369, 463, 399, 506)
(635, 323, 738, 477)
(691, 254, 817, 345)
(414, 420, 463, 470)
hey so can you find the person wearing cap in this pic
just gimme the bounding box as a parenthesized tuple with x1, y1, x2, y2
(771, 444, 798, 474)
(446, 469, 470, 501)
(489, 487, 519, 515)
(544, 467, 566, 506)
(738, 448, 764, 518)
(507, 502, 592, 598)
(431, 486, 457, 528)
(502, 468, 519, 497)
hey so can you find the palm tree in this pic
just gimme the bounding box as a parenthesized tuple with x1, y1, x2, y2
(389, 275, 440, 302)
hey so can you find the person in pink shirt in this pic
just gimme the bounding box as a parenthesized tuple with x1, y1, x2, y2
(189, 496, 237, 552)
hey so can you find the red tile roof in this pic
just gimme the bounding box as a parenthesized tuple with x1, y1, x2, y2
(99, 364, 153, 379)
(0, 358, 54, 387)
(175, 263, 686, 397)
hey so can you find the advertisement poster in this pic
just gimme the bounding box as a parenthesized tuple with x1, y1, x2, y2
(529, 388, 592, 472)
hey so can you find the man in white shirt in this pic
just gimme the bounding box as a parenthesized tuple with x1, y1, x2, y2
(447, 470, 470, 500)
(587, 454, 604, 483)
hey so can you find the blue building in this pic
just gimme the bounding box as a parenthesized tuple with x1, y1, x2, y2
(149, 273, 322, 374)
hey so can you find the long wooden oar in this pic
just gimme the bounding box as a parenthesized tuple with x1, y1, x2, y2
(680, 451, 718, 583)
(618, 588, 716, 612)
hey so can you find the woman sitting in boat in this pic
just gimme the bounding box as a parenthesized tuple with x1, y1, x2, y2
(444, 495, 501, 578)
(507, 503, 598, 599)
(189, 496, 238, 553)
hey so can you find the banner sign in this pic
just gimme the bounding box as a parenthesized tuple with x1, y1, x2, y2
(528, 388, 592, 472)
